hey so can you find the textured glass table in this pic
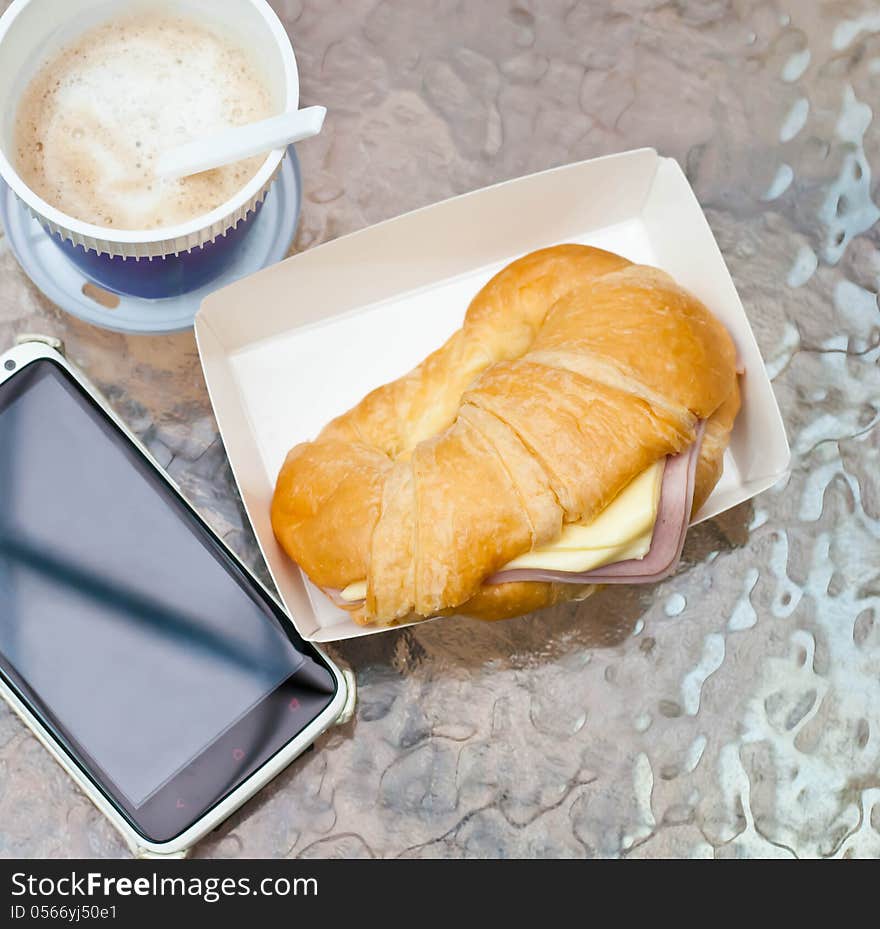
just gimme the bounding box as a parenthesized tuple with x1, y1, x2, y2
(1, 0, 878, 859)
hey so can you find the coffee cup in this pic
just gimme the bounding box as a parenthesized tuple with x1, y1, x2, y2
(0, 0, 302, 299)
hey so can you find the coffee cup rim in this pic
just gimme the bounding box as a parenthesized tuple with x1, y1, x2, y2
(0, 0, 300, 249)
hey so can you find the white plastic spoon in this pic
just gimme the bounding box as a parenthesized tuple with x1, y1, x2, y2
(155, 105, 326, 180)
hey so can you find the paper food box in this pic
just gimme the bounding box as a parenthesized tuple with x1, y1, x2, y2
(195, 148, 790, 642)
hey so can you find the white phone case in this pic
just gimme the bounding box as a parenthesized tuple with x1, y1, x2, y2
(0, 334, 355, 858)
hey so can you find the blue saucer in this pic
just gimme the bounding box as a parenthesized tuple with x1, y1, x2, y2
(0, 149, 301, 335)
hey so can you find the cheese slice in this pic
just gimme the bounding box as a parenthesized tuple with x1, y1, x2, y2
(337, 460, 664, 600)
(499, 527, 655, 573)
(503, 460, 664, 572)
(340, 579, 368, 602)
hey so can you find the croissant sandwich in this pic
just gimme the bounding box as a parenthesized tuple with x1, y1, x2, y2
(271, 244, 741, 626)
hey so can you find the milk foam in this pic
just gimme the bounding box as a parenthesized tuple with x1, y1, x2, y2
(14, 13, 274, 230)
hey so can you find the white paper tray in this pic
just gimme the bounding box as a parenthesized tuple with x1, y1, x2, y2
(196, 148, 790, 642)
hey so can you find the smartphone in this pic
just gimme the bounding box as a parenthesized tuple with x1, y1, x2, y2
(0, 338, 350, 857)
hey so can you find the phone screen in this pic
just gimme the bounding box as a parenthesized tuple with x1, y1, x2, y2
(0, 358, 335, 841)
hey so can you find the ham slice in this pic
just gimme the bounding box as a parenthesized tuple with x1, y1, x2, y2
(487, 421, 706, 586)
(323, 423, 706, 607)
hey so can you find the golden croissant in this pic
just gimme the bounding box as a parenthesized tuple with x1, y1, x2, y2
(271, 245, 740, 626)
